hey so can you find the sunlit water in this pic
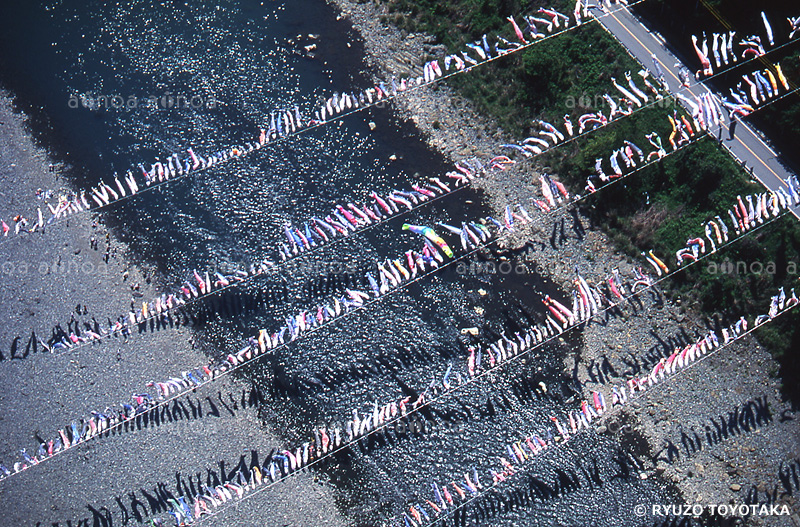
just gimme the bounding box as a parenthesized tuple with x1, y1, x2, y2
(0, 1, 678, 524)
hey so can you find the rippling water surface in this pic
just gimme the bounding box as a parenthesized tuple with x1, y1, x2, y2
(0, 1, 678, 524)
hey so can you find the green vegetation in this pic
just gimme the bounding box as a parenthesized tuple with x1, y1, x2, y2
(550, 128, 800, 365)
(385, 0, 549, 50)
(386, 0, 800, 396)
(386, 0, 580, 134)
(633, 0, 800, 175)
(452, 24, 643, 135)
(748, 49, 800, 175)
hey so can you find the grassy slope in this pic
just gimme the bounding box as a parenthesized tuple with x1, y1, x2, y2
(385, 0, 800, 395)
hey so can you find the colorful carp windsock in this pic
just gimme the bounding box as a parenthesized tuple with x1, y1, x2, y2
(402, 224, 455, 258)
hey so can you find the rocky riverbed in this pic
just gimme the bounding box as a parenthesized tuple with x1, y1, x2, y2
(0, 91, 347, 527)
(324, 1, 800, 524)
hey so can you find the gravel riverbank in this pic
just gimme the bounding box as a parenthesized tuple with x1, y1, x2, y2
(1, 0, 798, 523)
(325, 1, 800, 524)
(0, 92, 347, 527)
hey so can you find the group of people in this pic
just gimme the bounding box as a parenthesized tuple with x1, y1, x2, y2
(0, 194, 542, 481)
(115, 74, 686, 349)
(7, 75, 789, 485)
(37, 264, 271, 355)
(6, 9, 795, 518)
(9, 118, 640, 483)
(45, 149, 508, 357)
(0, 0, 641, 249)
(5, 143, 791, 526)
(6, 2, 585, 245)
(3, 6, 796, 527)
(0, 89, 708, 480)
(9, 0, 650, 362)
(37, 101, 593, 362)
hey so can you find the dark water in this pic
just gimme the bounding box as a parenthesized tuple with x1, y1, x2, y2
(0, 0, 451, 277)
(0, 1, 678, 525)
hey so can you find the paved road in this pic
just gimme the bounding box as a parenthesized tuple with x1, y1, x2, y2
(592, 4, 800, 219)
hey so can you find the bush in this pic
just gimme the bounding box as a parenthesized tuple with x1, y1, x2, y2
(386, 0, 800, 399)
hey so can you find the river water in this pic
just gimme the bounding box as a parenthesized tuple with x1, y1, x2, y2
(0, 1, 678, 525)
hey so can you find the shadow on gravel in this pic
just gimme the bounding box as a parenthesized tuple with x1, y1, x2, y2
(744, 458, 800, 507)
(0, 270, 374, 361)
(572, 325, 693, 390)
(40, 449, 265, 527)
(456, 453, 640, 526)
(654, 396, 774, 465)
(38, 369, 570, 526)
(30, 384, 268, 460)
